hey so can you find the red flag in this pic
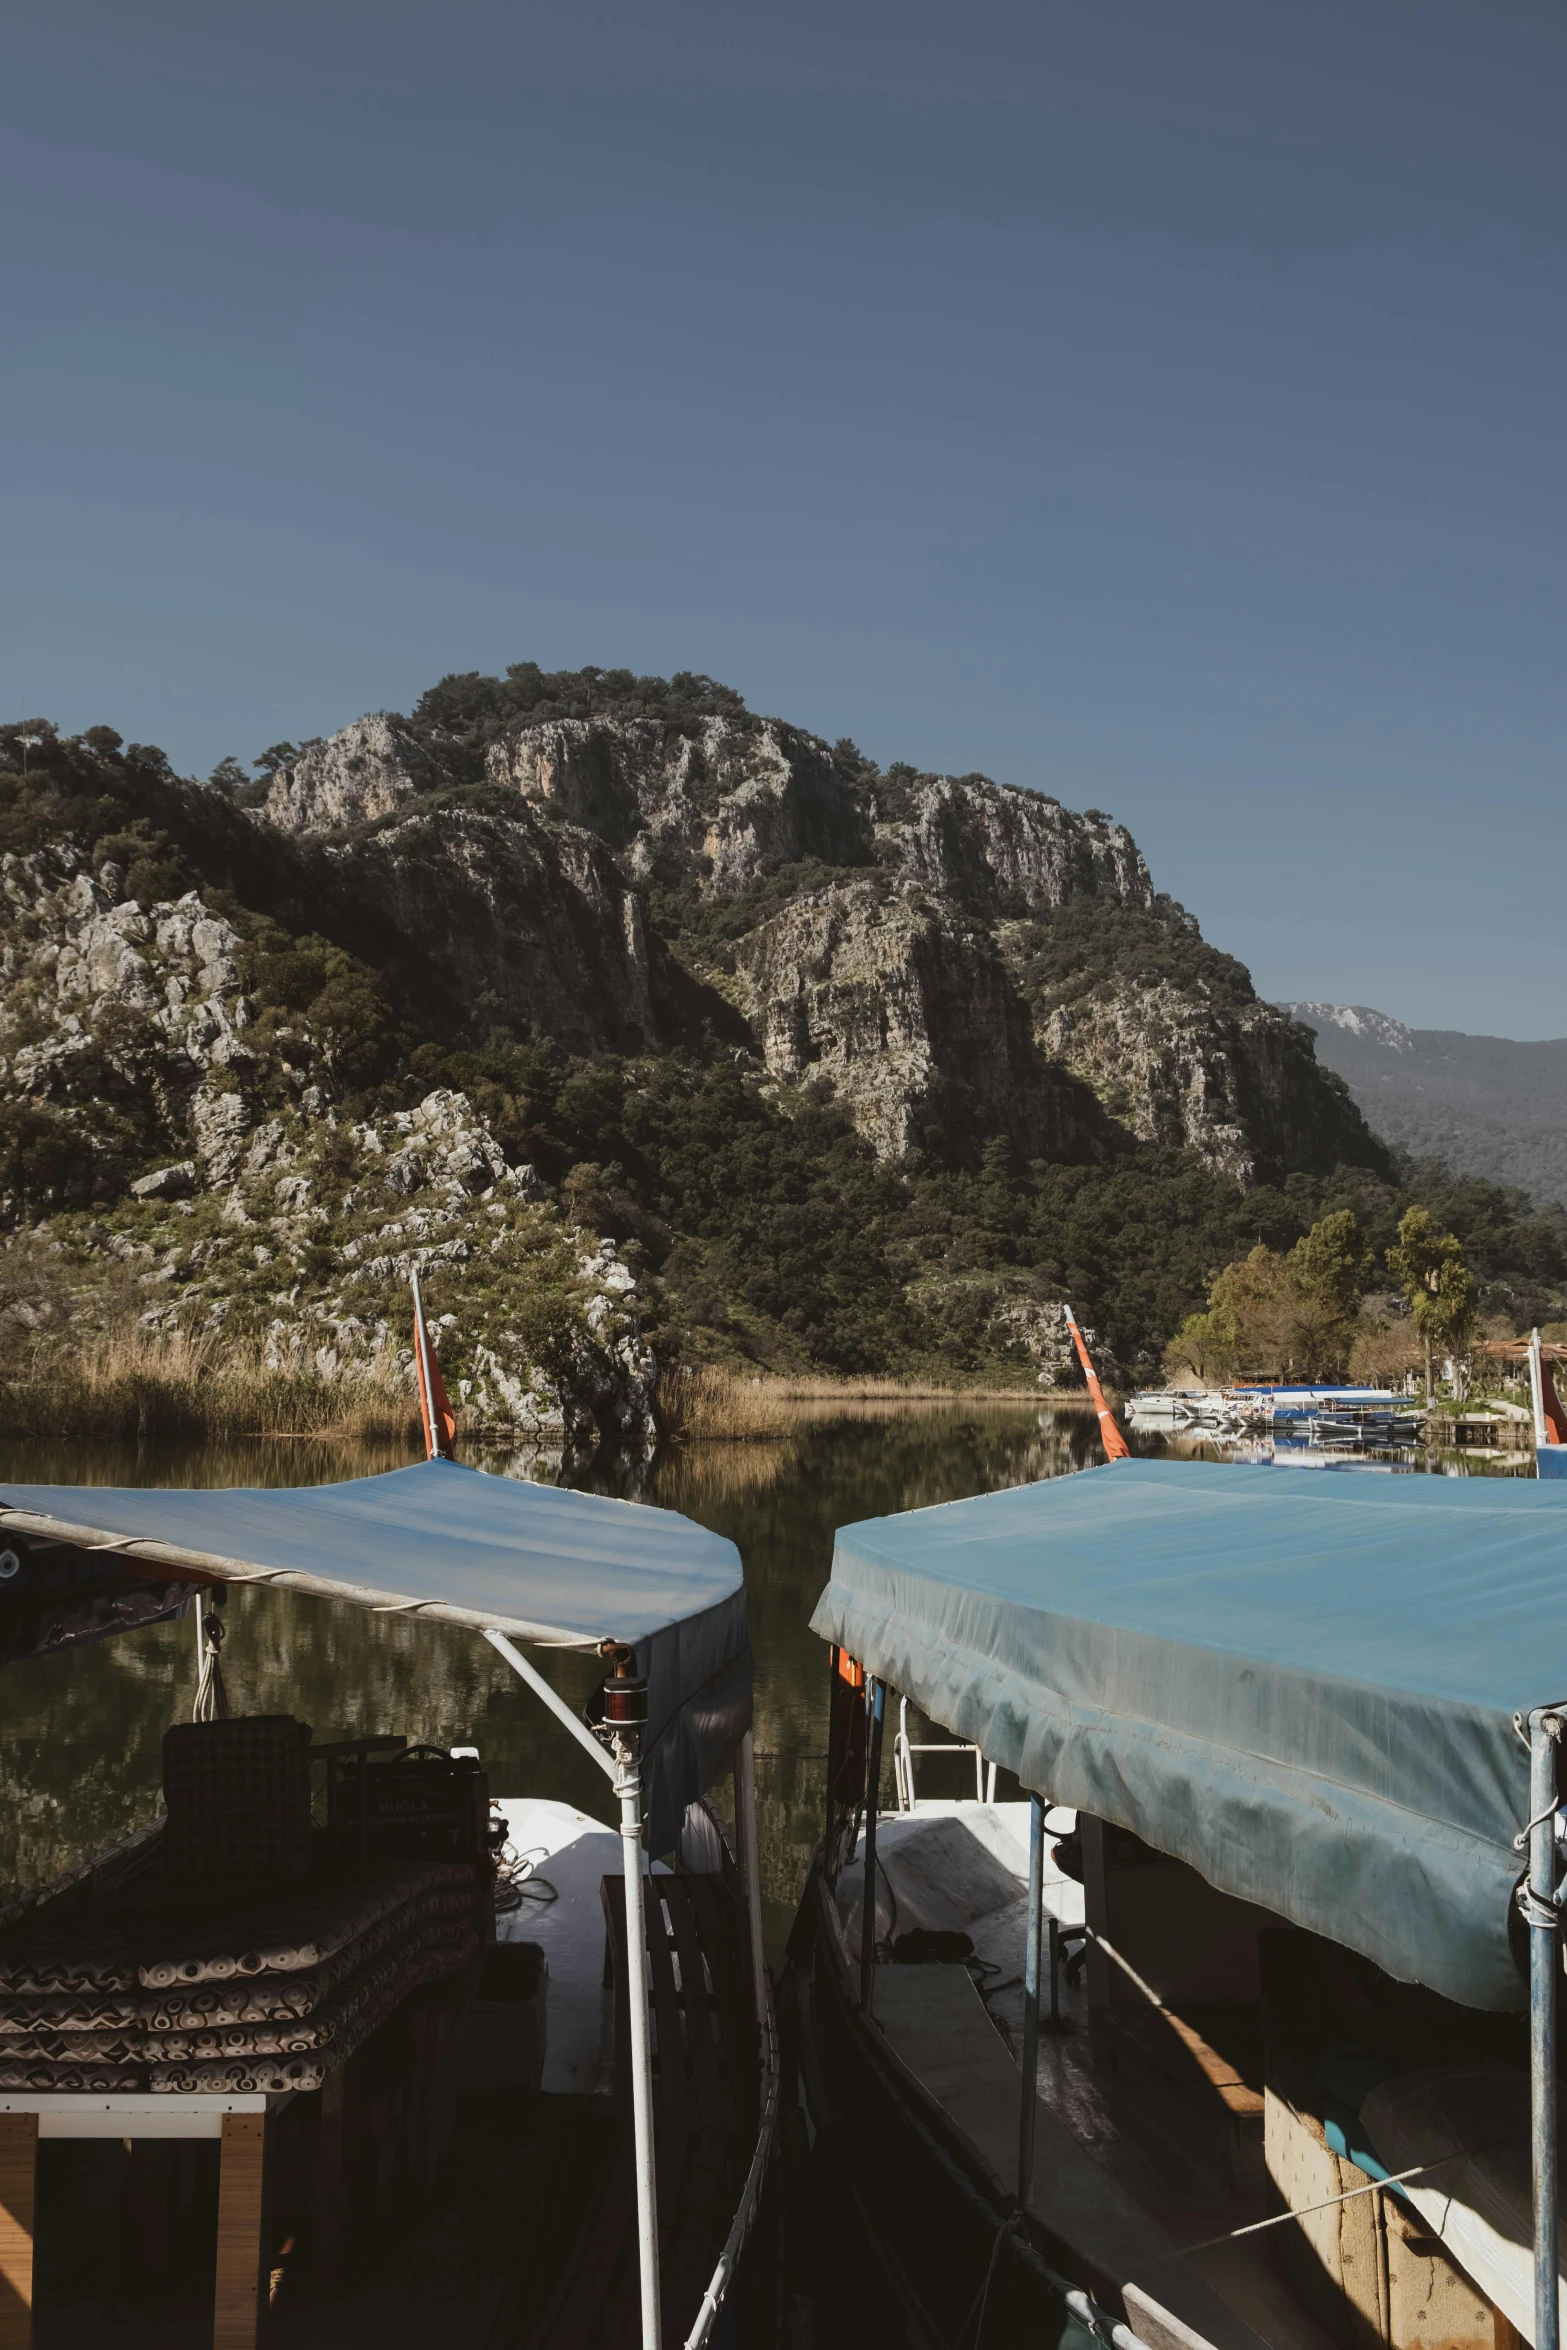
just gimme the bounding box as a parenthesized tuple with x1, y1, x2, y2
(1063, 1306, 1131, 1462)
(411, 1270, 457, 1461)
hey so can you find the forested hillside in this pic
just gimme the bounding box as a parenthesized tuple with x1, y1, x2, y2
(3, 672, 1563, 1441)
(1287, 1003, 1567, 1210)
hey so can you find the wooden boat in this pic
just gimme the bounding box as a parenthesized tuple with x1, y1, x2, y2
(785, 1457, 1567, 2350)
(0, 1452, 778, 2348)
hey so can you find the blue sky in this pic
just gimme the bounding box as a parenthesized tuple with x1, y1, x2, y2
(3, 0, 1563, 1033)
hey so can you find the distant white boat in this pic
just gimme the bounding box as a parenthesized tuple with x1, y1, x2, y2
(1127, 1388, 1207, 1426)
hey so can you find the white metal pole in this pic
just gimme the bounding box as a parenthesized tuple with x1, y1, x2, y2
(483, 1628, 660, 2345)
(1531, 1330, 1550, 1450)
(617, 1745, 663, 2350)
(482, 1629, 617, 1782)
(1018, 1791, 1045, 2204)
(1529, 1709, 1561, 2350)
(735, 1730, 767, 2044)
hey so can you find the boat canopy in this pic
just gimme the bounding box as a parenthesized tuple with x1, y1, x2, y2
(810, 1458, 1567, 2013)
(0, 1457, 750, 1853)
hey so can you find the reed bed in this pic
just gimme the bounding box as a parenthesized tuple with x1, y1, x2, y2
(2, 1328, 420, 1446)
(656, 1364, 1078, 1443)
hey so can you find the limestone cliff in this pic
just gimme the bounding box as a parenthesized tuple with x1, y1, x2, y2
(257, 702, 1372, 1183)
(0, 842, 656, 1455)
(0, 679, 1396, 1396)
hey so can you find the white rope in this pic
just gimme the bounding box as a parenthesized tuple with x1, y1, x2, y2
(1129, 2131, 1522, 2277)
(192, 1596, 229, 1722)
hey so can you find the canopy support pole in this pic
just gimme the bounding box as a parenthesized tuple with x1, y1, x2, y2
(1018, 1791, 1044, 2206)
(1531, 1709, 1561, 2350)
(735, 1731, 768, 2046)
(1532, 1331, 1550, 1450)
(616, 1740, 663, 2350)
(860, 1679, 885, 2007)
(482, 1630, 617, 1783)
(484, 1629, 661, 2348)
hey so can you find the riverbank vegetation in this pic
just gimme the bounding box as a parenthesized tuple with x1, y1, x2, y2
(0, 1325, 419, 1446)
(1164, 1202, 1487, 1393)
(655, 1365, 1063, 1443)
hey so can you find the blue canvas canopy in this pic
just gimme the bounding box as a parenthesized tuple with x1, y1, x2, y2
(810, 1458, 1567, 2012)
(0, 1457, 749, 1852)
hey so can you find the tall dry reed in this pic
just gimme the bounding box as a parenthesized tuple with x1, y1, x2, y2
(656, 1364, 1069, 1443)
(2, 1327, 420, 1445)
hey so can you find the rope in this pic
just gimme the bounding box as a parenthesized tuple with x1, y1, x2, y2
(1517, 1884, 1561, 1931)
(1126, 2130, 1522, 2279)
(193, 1604, 228, 1723)
(958, 2209, 1020, 2348)
(1513, 1796, 1563, 1853)
(491, 1837, 558, 1919)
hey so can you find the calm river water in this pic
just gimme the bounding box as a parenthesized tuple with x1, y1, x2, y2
(0, 1411, 1526, 1943)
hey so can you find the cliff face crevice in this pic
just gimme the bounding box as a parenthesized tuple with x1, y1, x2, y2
(732, 880, 1106, 1163)
(252, 701, 1377, 1181)
(326, 805, 669, 1054)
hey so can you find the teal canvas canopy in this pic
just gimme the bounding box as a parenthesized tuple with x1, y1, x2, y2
(810, 1459, 1567, 2012)
(0, 1458, 749, 1852)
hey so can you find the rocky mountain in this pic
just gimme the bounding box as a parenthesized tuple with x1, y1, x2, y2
(1286, 1004, 1567, 1211)
(257, 685, 1374, 1184)
(0, 671, 1408, 1421)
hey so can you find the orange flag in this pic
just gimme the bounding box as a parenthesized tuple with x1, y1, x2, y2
(1063, 1305, 1131, 1462)
(411, 1270, 457, 1461)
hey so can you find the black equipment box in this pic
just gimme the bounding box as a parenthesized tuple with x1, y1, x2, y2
(328, 1746, 490, 1865)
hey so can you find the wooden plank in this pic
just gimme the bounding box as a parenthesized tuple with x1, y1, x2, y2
(659, 1878, 728, 2144)
(686, 1873, 758, 2144)
(214, 2110, 270, 2350)
(645, 1883, 691, 2197)
(129, 2138, 174, 2282)
(1106, 2004, 1264, 2115)
(315, 2062, 349, 2290)
(0, 2112, 37, 2350)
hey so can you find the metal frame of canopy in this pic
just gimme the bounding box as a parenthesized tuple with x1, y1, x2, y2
(0, 1474, 773, 2350)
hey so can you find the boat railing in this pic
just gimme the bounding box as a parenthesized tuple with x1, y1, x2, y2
(893, 1692, 997, 1810)
(681, 1958, 782, 2349)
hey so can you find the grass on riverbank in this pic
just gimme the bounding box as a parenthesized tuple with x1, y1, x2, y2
(656, 1365, 1082, 1442)
(2, 1329, 420, 1445)
(2, 1328, 1087, 1449)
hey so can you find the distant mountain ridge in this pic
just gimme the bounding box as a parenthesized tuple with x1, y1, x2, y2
(1283, 1002, 1567, 1208)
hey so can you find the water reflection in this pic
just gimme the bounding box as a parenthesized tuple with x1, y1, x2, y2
(0, 1407, 1088, 1906)
(0, 1406, 1529, 1917)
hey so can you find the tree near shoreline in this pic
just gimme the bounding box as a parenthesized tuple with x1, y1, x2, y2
(1388, 1206, 1476, 1404)
(1163, 1209, 1373, 1384)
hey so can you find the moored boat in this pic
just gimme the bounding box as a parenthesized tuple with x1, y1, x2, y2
(0, 1346, 777, 2347)
(785, 1456, 1567, 2350)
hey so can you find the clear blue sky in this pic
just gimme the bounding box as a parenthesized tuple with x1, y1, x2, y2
(3, 0, 1563, 1034)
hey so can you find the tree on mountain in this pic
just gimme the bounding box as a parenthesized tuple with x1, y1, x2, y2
(208, 757, 248, 793)
(1164, 1210, 1374, 1385)
(254, 743, 299, 775)
(1387, 1206, 1476, 1402)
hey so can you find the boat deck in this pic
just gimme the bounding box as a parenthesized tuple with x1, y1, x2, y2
(837, 1804, 1339, 2350)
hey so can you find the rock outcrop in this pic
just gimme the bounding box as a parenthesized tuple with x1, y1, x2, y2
(263, 714, 457, 836)
(0, 847, 657, 1456)
(254, 704, 1364, 1181)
